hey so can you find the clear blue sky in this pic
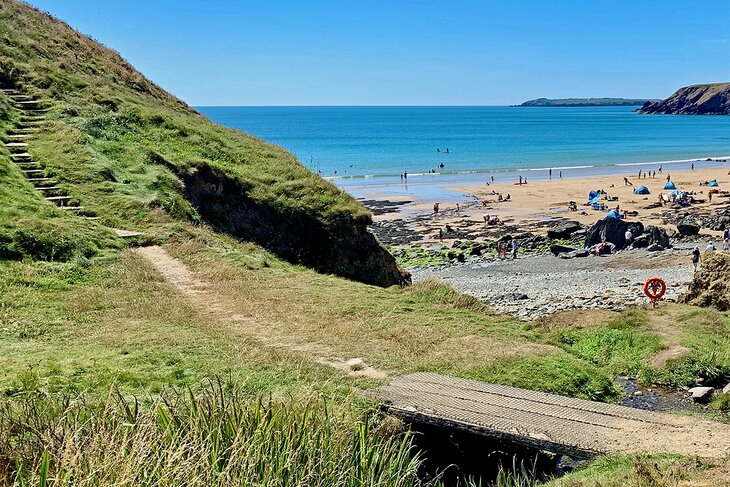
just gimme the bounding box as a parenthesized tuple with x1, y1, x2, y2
(27, 0, 730, 106)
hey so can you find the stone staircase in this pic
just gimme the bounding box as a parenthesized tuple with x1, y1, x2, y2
(2, 88, 145, 238)
(2, 88, 93, 217)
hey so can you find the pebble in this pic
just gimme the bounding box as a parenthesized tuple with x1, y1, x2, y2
(413, 247, 694, 320)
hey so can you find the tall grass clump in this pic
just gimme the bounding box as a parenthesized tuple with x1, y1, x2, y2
(0, 379, 425, 486)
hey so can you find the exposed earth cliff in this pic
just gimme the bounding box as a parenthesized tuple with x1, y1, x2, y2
(638, 83, 730, 115)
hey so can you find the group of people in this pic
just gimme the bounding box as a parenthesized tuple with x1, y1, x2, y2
(691, 228, 730, 271)
(496, 239, 518, 260)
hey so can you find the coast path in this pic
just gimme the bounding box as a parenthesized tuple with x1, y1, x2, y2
(132, 245, 388, 379)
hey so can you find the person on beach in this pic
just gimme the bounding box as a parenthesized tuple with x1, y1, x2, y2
(724, 238, 730, 252)
(518, 175, 523, 185)
(623, 177, 633, 186)
(692, 246, 701, 272)
(433, 202, 439, 214)
(511, 239, 518, 260)
(659, 165, 663, 173)
(666, 174, 671, 182)
(691, 163, 695, 171)
(624, 228, 633, 249)
(706, 242, 716, 253)
(638, 170, 642, 178)
(438, 228, 443, 241)
(559, 170, 563, 179)
(549, 168, 552, 180)
(403, 171, 408, 180)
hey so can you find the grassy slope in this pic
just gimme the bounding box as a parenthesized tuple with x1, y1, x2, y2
(0, 1, 368, 251)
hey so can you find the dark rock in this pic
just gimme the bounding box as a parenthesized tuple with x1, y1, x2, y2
(688, 386, 714, 403)
(646, 243, 664, 252)
(469, 246, 482, 256)
(456, 253, 466, 263)
(676, 219, 700, 236)
(644, 225, 671, 248)
(547, 220, 582, 239)
(585, 218, 644, 249)
(559, 249, 590, 259)
(550, 244, 578, 256)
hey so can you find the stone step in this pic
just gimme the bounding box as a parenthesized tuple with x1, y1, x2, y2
(113, 229, 145, 237)
(9, 128, 39, 134)
(9, 152, 32, 158)
(22, 169, 45, 174)
(45, 195, 72, 202)
(15, 162, 41, 166)
(8, 94, 30, 99)
(58, 206, 83, 211)
(14, 100, 43, 105)
(82, 216, 100, 220)
(27, 177, 54, 183)
(5, 142, 29, 147)
(5, 134, 32, 139)
(34, 186, 61, 191)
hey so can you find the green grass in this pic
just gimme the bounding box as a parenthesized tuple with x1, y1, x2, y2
(2, 381, 425, 486)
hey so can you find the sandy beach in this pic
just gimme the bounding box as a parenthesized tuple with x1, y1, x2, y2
(367, 164, 730, 244)
(362, 164, 730, 319)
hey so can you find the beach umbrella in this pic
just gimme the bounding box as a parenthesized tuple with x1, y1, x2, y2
(633, 185, 650, 195)
(663, 181, 677, 190)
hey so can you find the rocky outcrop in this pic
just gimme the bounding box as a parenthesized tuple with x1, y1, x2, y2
(680, 253, 730, 310)
(179, 163, 411, 287)
(585, 219, 644, 249)
(637, 83, 730, 115)
(547, 220, 582, 239)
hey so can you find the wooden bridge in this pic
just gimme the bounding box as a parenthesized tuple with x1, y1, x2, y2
(376, 372, 730, 458)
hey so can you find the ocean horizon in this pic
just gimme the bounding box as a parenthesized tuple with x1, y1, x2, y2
(198, 105, 730, 200)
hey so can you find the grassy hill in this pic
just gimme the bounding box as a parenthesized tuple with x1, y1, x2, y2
(0, 1, 408, 286)
(2, 2, 730, 486)
(518, 97, 654, 107)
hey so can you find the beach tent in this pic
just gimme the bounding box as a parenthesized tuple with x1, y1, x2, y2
(605, 209, 621, 220)
(633, 185, 650, 195)
(709, 179, 720, 187)
(588, 190, 601, 205)
(663, 181, 677, 190)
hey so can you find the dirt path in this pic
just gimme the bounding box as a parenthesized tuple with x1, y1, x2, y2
(133, 246, 387, 379)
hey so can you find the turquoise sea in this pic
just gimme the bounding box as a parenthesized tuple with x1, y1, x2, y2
(198, 106, 730, 201)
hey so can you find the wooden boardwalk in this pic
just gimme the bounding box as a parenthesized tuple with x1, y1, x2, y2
(376, 372, 730, 458)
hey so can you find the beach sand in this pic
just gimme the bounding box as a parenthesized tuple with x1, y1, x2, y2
(368, 165, 730, 245)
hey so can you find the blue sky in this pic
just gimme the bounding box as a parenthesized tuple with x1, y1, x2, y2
(27, 0, 730, 106)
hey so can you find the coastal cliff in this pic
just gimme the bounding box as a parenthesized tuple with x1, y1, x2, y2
(637, 83, 730, 115)
(0, 1, 408, 286)
(519, 97, 652, 107)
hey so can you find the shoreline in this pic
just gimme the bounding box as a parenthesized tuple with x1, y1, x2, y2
(338, 156, 730, 212)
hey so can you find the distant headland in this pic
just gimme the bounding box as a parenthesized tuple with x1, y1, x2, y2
(637, 82, 730, 115)
(517, 97, 655, 107)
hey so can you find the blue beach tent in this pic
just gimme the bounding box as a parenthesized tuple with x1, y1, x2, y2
(588, 190, 601, 205)
(663, 181, 677, 190)
(708, 179, 720, 187)
(605, 209, 621, 220)
(633, 185, 650, 195)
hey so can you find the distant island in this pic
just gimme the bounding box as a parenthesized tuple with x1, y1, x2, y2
(517, 97, 655, 107)
(637, 82, 730, 115)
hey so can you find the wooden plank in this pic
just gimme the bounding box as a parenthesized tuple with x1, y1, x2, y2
(376, 372, 730, 458)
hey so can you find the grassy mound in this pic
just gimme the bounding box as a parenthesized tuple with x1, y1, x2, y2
(0, 1, 407, 285)
(680, 252, 730, 310)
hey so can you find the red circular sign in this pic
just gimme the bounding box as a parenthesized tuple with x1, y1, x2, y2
(643, 276, 666, 304)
